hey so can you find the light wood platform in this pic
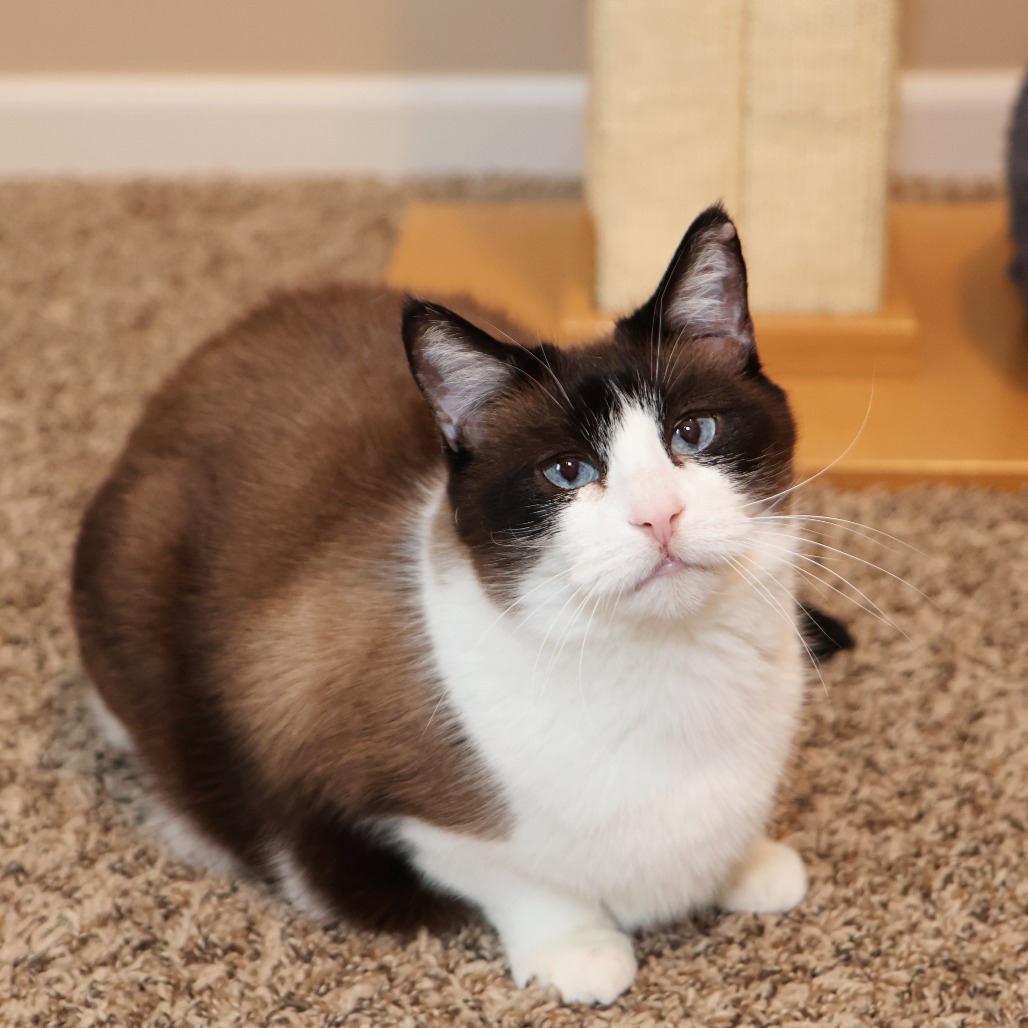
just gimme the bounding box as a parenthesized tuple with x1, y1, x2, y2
(388, 201, 1028, 489)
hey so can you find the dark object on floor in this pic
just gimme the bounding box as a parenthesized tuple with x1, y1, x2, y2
(1008, 69, 1028, 305)
(799, 603, 856, 664)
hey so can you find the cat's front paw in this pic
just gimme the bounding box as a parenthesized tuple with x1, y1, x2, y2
(513, 927, 637, 1006)
(718, 836, 807, 913)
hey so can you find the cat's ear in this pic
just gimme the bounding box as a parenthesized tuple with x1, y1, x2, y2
(402, 299, 521, 452)
(620, 204, 755, 359)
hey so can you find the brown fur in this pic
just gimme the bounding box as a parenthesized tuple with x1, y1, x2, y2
(73, 285, 509, 932)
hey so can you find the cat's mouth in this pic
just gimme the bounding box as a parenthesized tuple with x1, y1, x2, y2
(641, 552, 719, 587)
(653, 555, 686, 577)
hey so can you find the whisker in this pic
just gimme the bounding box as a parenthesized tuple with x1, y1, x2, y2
(602, 581, 628, 636)
(738, 380, 876, 512)
(795, 536, 940, 610)
(509, 362, 573, 420)
(478, 564, 578, 641)
(761, 520, 909, 562)
(793, 562, 909, 640)
(421, 692, 447, 739)
(539, 586, 596, 700)
(478, 317, 576, 417)
(662, 325, 695, 394)
(535, 344, 574, 412)
(652, 246, 688, 388)
(749, 533, 909, 639)
(727, 556, 828, 697)
(753, 513, 929, 558)
(530, 580, 589, 701)
(576, 592, 606, 734)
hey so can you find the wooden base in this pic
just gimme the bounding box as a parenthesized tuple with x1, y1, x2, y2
(389, 202, 921, 374)
(388, 201, 1028, 488)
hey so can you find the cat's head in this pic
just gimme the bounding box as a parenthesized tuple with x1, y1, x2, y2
(403, 205, 796, 623)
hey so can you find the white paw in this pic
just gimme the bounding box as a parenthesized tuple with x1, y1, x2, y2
(147, 796, 239, 876)
(718, 838, 808, 913)
(513, 927, 637, 1006)
(88, 688, 134, 752)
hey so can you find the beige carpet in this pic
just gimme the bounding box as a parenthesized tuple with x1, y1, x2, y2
(1, 179, 1025, 1026)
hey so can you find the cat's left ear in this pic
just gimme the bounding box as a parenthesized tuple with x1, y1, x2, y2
(402, 299, 522, 452)
(619, 204, 755, 361)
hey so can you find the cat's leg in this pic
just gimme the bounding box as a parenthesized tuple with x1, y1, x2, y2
(268, 842, 336, 923)
(88, 687, 240, 875)
(477, 872, 637, 1005)
(406, 832, 636, 1005)
(716, 835, 807, 913)
(484, 877, 637, 1006)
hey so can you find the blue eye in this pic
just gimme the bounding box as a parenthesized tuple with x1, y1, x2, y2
(671, 416, 717, 456)
(543, 458, 601, 490)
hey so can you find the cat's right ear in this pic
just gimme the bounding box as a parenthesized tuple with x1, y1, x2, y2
(402, 299, 520, 452)
(618, 204, 756, 367)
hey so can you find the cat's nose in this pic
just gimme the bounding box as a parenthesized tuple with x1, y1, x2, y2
(631, 503, 683, 549)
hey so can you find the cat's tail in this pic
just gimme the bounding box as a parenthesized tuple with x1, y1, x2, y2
(798, 603, 856, 664)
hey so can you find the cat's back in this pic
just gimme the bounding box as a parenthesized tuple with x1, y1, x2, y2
(130, 284, 439, 534)
(77, 285, 442, 604)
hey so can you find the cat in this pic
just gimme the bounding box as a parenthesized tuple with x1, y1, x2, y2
(72, 204, 848, 1006)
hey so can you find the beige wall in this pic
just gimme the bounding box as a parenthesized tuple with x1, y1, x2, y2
(901, 0, 1027, 69)
(0, 1, 587, 74)
(1, 0, 1023, 75)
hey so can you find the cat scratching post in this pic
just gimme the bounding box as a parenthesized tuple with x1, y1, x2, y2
(741, 1, 896, 313)
(588, 0, 897, 315)
(588, 0, 745, 313)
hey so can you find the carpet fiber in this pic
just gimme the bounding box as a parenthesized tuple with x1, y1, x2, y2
(2, 179, 1025, 1026)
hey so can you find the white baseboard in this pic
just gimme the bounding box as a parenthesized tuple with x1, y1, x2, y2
(0, 75, 587, 178)
(0, 70, 1021, 180)
(895, 70, 1021, 182)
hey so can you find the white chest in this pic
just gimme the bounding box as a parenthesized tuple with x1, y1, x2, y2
(406, 549, 805, 928)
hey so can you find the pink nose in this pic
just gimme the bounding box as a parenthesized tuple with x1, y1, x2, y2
(632, 504, 683, 549)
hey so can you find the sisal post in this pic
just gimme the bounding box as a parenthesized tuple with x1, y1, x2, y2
(587, 0, 897, 316)
(587, 0, 745, 314)
(741, 0, 896, 313)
